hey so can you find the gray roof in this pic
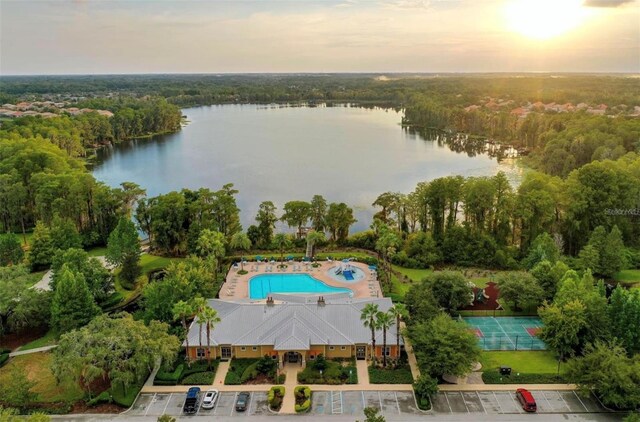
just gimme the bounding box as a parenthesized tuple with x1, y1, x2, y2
(185, 296, 403, 350)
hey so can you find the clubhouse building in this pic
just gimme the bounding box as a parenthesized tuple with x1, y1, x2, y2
(184, 294, 403, 365)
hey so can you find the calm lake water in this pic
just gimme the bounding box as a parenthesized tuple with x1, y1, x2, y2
(93, 104, 522, 232)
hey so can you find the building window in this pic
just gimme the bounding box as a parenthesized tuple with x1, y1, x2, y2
(340, 346, 346, 350)
(329, 346, 335, 351)
(240, 347, 246, 351)
(221, 347, 232, 359)
(384, 346, 391, 356)
(196, 348, 205, 358)
(252, 347, 258, 351)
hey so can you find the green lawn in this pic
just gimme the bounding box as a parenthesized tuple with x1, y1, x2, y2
(0, 352, 84, 403)
(615, 269, 640, 284)
(392, 265, 432, 282)
(140, 254, 181, 274)
(19, 330, 57, 351)
(86, 246, 108, 257)
(19, 231, 35, 248)
(480, 351, 565, 374)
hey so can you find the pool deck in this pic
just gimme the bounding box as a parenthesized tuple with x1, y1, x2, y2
(220, 260, 381, 301)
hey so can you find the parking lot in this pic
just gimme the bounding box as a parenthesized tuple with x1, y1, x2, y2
(310, 390, 424, 417)
(127, 391, 270, 417)
(430, 390, 610, 415)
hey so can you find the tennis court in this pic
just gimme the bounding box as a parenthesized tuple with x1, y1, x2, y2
(461, 316, 546, 351)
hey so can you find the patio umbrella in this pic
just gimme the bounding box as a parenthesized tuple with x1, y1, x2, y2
(368, 265, 377, 270)
(286, 255, 294, 261)
(256, 255, 263, 262)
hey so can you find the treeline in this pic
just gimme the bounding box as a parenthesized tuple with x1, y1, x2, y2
(356, 154, 640, 271)
(0, 137, 139, 246)
(0, 97, 181, 158)
(2, 74, 638, 108)
(404, 98, 640, 177)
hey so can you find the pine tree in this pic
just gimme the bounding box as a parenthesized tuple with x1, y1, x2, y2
(600, 226, 626, 278)
(50, 265, 101, 333)
(29, 221, 54, 271)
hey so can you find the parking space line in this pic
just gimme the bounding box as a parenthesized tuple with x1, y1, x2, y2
(144, 393, 157, 416)
(162, 393, 172, 415)
(361, 391, 365, 409)
(510, 392, 524, 413)
(231, 392, 238, 416)
(378, 391, 383, 411)
(394, 392, 401, 415)
(556, 392, 572, 412)
(340, 391, 343, 414)
(540, 391, 553, 411)
(492, 392, 504, 414)
(444, 392, 453, 413)
(476, 392, 487, 414)
(572, 391, 589, 412)
(460, 392, 470, 413)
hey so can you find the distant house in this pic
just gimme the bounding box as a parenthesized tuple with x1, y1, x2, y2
(184, 296, 402, 364)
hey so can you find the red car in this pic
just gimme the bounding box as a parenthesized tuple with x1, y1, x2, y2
(516, 388, 537, 412)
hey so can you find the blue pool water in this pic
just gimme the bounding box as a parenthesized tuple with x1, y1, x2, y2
(249, 274, 352, 299)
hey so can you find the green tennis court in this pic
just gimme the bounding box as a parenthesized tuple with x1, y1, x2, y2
(461, 316, 546, 351)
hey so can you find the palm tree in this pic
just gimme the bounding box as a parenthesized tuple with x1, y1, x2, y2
(172, 300, 195, 367)
(305, 230, 325, 259)
(273, 233, 292, 264)
(376, 311, 394, 367)
(199, 306, 221, 369)
(230, 232, 251, 271)
(388, 304, 407, 360)
(193, 297, 206, 349)
(196, 229, 226, 277)
(360, 303, 379, 360)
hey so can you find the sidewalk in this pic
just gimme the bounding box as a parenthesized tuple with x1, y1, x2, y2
(212, 360, 230, 387)
(140, 382, 415, 394)
(356, 359, 369, 386)
(438, 384, 577, 391)
(401, 322, 421, 380)
(9, 345, 57, 357)
(279, 363, 300, 414)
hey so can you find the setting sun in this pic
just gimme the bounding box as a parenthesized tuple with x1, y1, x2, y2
(505, 0, 589, 40)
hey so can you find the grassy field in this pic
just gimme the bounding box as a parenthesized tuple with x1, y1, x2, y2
(86, 246, 108, 257)
(19, 330, 57, 351)
(0, 352, 84, 402)
(140, 254, 181, 274)
(480, 351, 565, 374)
(615, 269, 640, 284)
(392, 265, 432, 282)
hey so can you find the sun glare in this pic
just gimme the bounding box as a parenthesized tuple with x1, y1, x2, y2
(505, 0, 588, 40)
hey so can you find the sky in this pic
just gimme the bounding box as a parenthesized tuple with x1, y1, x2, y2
(1, 0, 638, 75)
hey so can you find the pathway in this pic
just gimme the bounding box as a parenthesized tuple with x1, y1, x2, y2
(356, 359, 370, 387)
(401, 322, 421, 380)
(213, 360, 230, 387)
(31, 255, 115, 292)
(9, 345, 57, 357)
(279, 363, 300, 414)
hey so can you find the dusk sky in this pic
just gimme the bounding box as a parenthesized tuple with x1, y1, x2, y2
(1, 0, 639, 75)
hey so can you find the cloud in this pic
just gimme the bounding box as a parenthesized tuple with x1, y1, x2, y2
(583, 0, 635, 7)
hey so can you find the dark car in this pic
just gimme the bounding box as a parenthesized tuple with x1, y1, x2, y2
(516, 388, 537, 412)
(183, 387, 201, 414)
(235, 391, 250, 412)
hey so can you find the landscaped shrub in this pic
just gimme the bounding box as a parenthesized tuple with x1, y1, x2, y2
(99, 291, 124, 309)
(368, 365, 414, 384)
(180, 371, 215, 385)
(224, 358, 260, 385)
(110, 381, 143, 407)
(154, 363, 184, 385)
(297, 358, 357, 384)
(276, 374, 286, 384)
(294, 386, 311, 413)
(240, 361, 260, 383)
(268, 386, 285, 411)
(413, 374, 437, 411)
(0, 353, 9, 368)
(87, 390, 112, 406)
(482, 371, 568, 384)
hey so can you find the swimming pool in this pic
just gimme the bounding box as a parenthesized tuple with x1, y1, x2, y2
(249, 274, 352, 299)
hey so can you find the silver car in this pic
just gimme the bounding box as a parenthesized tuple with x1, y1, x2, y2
(201, 389, 219, 410)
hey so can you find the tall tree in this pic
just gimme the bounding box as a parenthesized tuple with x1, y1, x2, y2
(309, 195, 328, 232)
(172, 300, 195, 366)
(50, 265, 101, 333)
(28, 221, 54, 271)
(376, 311, 394, 367)
(0, 233, 24, 266)
(49, 217, 82, 252)
(52, 248, 113, 302)
(255, 201, 278, 247)
(198, 306, 221, 369)
(325, 202, 356, 242)
(360, 303, 379, 360)
(229, 232, 251, 271)
(195, 229, 225, 276)
(281, 201, 311, 239)
(496, 272, 544, 311)
(273, 233, 292, 264)
(305, 230, 325, 259)
(423, 271, 471, 315)
(106, 218, 141, 287)
(538, 299, 588, 364)
(388, 304, 407, 359)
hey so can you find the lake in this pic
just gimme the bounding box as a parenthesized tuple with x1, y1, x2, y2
(92, 104, 522, 232)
